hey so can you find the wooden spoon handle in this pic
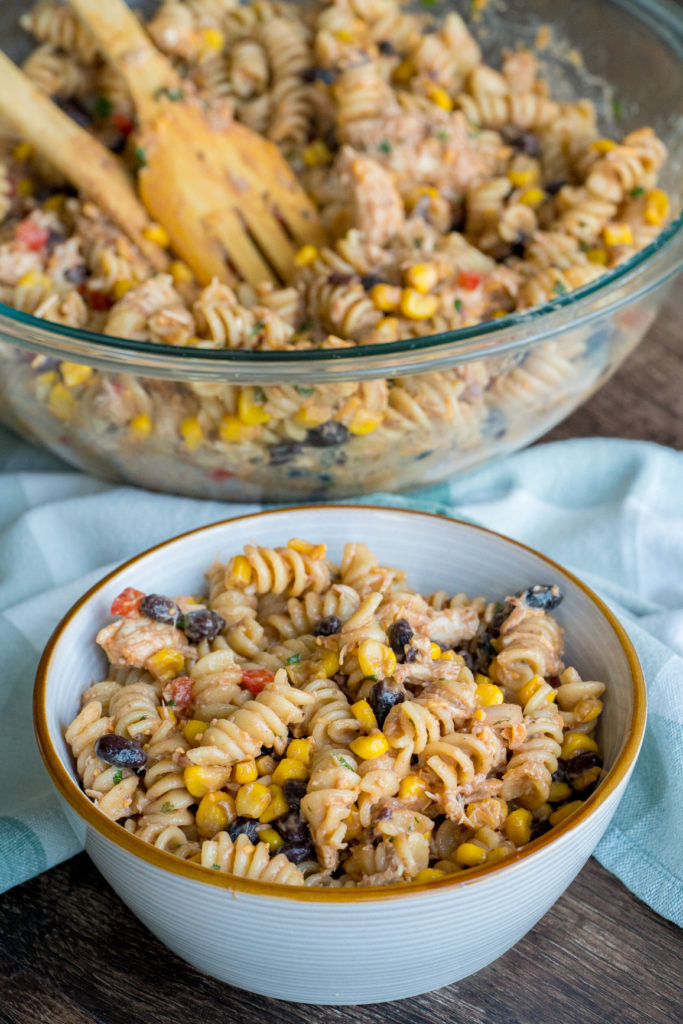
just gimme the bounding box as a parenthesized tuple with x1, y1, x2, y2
(68, 0, 181, 119)
(0, 50, 167, 271)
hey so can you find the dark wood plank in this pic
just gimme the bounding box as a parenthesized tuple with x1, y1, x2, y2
(0, 853, 680, 1024)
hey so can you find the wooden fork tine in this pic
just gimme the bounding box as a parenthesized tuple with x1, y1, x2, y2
(278, 198, 328, 249)
(203, 207, 279, 288)
(239, 198, 297, 283)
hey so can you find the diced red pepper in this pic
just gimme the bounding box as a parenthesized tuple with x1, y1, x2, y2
(208, 468, 234, 482)
(16, 219, 49, 252)
(163, 675, 194, 713)
(112, 113, 134, 136)
(110, 587, 145, 617)
(457, 271, 482, 290)
(84, 289, 113, 311)
(241, 668, 274, 695)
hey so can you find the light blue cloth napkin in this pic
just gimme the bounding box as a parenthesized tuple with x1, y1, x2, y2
(1, 426, 681, 927)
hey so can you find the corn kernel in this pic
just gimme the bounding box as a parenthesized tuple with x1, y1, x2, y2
(272, 757, 309, 786)
(518, 187, 546, 207)
(343, 808, 362, 841)
(590, 138, 617, 154)
(425, 83, 453, 111)
(18, 270, 51, 291)
(507, 167, 538, 187)
(12, 141, 33, 161)
(157, 704, 177, 725)
(370, 283, 400, 312)
(235, 781, 271, 819)
(375, 316, 399, 334)
(398, 774, 427, 801)
(455, 842, 487, 867)
(549, 800, 584, 827)
(260, 826, 284, 851)
(349, 409, 383, 435)
(358, 638, 396, 680)
(302, 140, 331, 167)
(180, 416, 203, 451)
(319, 649, 340, 677)
(295, 244, 318, 267)
(429, 642, 442, 659)
(351, 699, 378, 732)
(16, 177, 33, 197)
(218, 414, 251, 441)
(414, 867, 447, 883)
(184, 765, 230, 798)
(288, 538, 326, 558)
(392, 58, 414, 84)
(196, 790, 236, 837)
(238, 387, 270, 425)
(259, 783, 289, 823)
(405, 262, 440, 294)
(47, 382, 76, 420)
(645, 188, 669, 226)
(234, 759, 258, 784)
(112, 279, 133, 300)
(256, 754, 278, 776)
(349, 730, 389, 760)
(286, 737, 313, 764)
(587, 247, 608, 264)
(146, 647, 185, 682)
(548, 781, 573, 803)
(170, 259, 193, 285)
(505, 807, 532, 845)
(142, 222, 170, 248)
(228, 554, 253, 586)
(334, 28, 353, 42)
(561, 732, 599, 760)
(200, 26, 225, 51)
(400, 287, 439, 320)
(43, 193, 66, 212)
(128, 413, 152, 440)
(293, 406, 328, 428)
(60, 361, 93, 388)
(580, 699, 603, 722)
(473, 708, 486, 721)
(439, 649, 457, 660)
(183, 719, 206, 744)
(603, 223, 634, 247)
(485, 847, 509, 865)
(519, 675, 555, 707)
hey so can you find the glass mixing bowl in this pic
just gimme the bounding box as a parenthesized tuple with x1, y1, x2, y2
(0, 0, 681, 501)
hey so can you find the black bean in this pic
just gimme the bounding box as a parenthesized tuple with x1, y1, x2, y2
(94, 734, 147, 773)
(474, 631, 498, 673)
(404, 647, 418, 663)
(328, 271, 354, 286)
(302, 67, 335, 84)
(179, 608, 225, 643)
(360, 274, 384, 291)
(64, 264, 88, 285)
(489, 603, 510, 636)
(228, 818, 260, 843)
(375, 805, 392, 821)
(305, 421, 350, 447)
(282, 778, 308, 813)
(277, 812, 310, 843)
(312, 615, 342, 636)
(455, 649, 475, 673)
(519, 584, 563, 611)
(548, 674, 561, 689)
(281, 840, 314, 864)
(369, 679, 405, 729)
(565, 751, 602, 776)
(501, 126, 540, 157)
(54, 97, 91, 127)
(530, 817, 552, 840)
(387, 618, 413, 662)
(545, 178, 567, 196)
(139, 593, 180, 625)
(551, 763, 567, 784)
(269, 442, 302, 465)
(377, 40, 395, 55)
(46, 230, 67, 251)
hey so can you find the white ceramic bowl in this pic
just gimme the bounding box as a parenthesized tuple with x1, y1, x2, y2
(34, 507, 646, 1005)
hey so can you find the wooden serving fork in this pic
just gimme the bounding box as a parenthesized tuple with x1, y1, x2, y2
(68, 0, 326, 287)
(0, 50, 169, 272)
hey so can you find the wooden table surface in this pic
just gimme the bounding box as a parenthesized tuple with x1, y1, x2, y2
(1, 290, 682, 1022)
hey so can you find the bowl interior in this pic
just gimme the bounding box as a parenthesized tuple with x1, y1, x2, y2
(41, 507, 639, 816)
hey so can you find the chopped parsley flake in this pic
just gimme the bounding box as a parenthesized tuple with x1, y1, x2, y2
(134, 146, 147, 168)
(630, 186, 645, 198)
(161, 801, 173, 814)
(296, 385, 314, 396)
(298, 318, 314, 332)
(94, 95, 112, 120)
(135, 715, 148, 722)
(453, 298, 463, 312)
(250, 321, 266, 337)
(613, 98, 623, 121)
(287, 653, 302, 665)
(435, 129, 449, 142)
(211, 864, 221, 870)
(155, 86, 186, 101)
(337, 755, 354, 770)
(167, 699, 176, 707)
(553, 280, 568, 296)
(365, 674, 379, 682)
(112, 769, 123, 784)
(413, 238, 423, 249)
(253, 386, 266, 402)
(378, 140, 392, 154)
